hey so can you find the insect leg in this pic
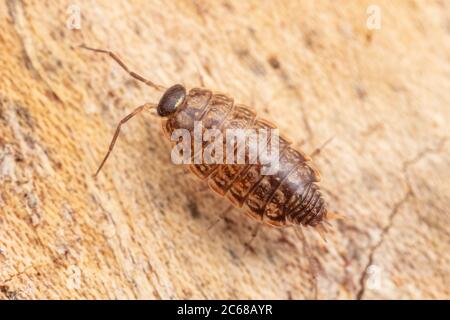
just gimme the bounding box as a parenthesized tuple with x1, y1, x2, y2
(326, 211, 346, 221)
(207, 204, 234, 231)
(94, 103, 156, 177)
(243, 223, 261, 255)
(79, 44, 166, 91)
(310, 136, 335, 158)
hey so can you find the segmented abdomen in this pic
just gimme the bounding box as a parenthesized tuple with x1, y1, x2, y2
(162, 88, 327, 227)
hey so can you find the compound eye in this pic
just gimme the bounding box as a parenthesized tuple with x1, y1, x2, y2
(157, 84, 186, 117)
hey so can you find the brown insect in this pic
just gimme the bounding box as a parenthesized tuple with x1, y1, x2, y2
(80, 45, 340, 242)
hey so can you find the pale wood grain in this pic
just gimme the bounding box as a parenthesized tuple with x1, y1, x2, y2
(0, 0, 449, 299)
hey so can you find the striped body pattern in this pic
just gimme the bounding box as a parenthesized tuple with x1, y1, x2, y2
(162, 88, 327, 228)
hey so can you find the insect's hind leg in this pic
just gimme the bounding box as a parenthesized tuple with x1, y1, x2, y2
(79, 44, 166, 91)
(207, 204, 234, 231)
(243, 223, 262, 255)
(93, 103, 156, 177)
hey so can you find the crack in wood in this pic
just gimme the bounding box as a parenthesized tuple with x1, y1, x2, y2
(355, 137, 448, 299)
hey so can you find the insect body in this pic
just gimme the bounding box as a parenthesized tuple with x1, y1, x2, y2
(80, 45, 332, 234)
(159, 85, 328, 229)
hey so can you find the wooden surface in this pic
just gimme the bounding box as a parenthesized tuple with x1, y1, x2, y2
(0, 0, 449, 299)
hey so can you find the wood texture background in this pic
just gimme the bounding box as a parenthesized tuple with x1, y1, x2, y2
(0, 0, 449, 299)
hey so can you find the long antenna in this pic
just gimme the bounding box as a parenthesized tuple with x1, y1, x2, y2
(79, 44, 166, 91)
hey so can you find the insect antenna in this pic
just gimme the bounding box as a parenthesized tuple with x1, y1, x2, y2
(79, 44, 166, 91)
(93, 103, 156, 177)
